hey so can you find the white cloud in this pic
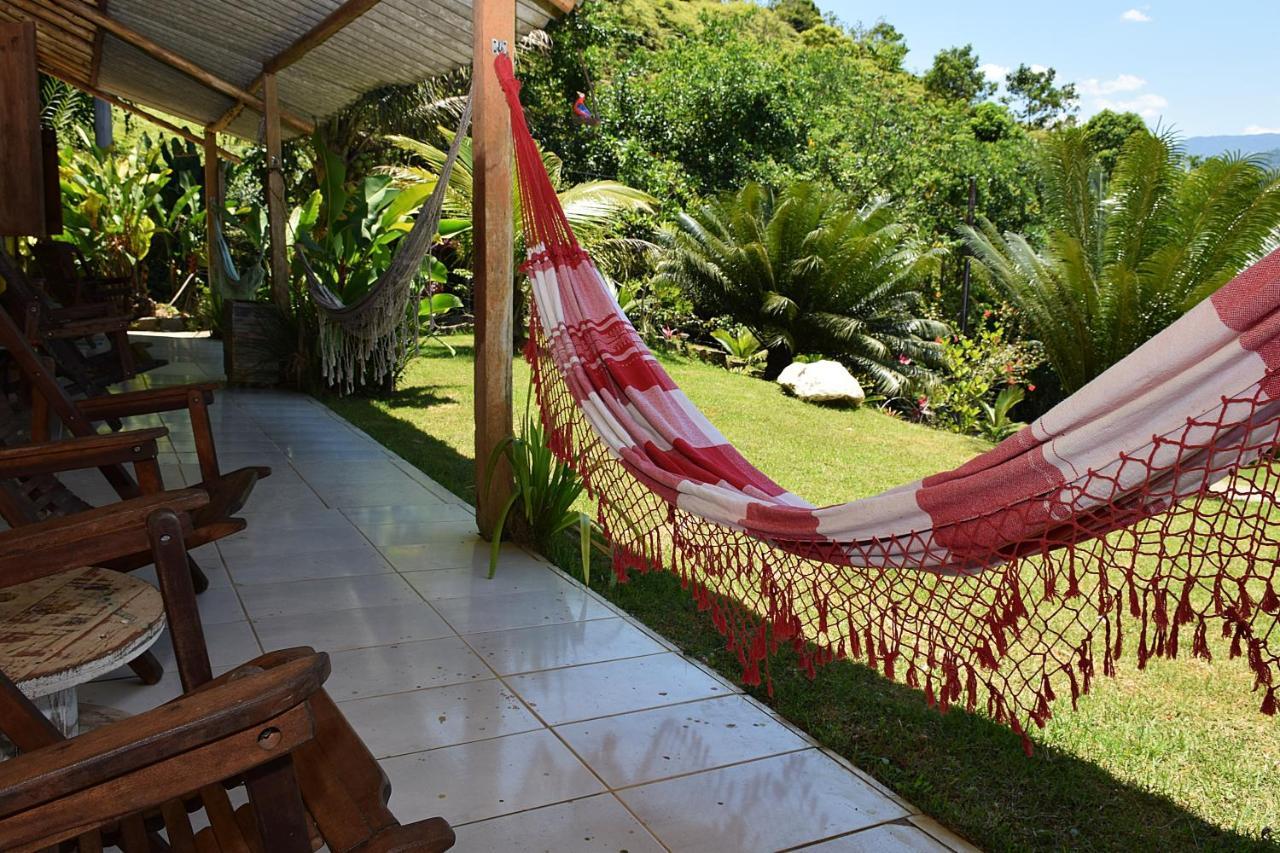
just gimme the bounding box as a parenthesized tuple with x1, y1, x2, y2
(1078, 74, 1147, 96)
(1029, 63, 1049, 74)
(1079, 72, 1167, 120)
(1243, 125, 1280, 135)
(1094, 93, 1169, 119)
(1121, 8, 1152, 22)
(979, 62, 1009, 82)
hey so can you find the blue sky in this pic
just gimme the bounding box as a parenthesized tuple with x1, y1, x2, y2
(818, 1, 1278, 137)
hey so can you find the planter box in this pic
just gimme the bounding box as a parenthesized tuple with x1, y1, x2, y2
(224, 300, 283, 386)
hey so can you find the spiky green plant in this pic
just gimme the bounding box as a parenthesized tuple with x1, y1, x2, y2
(965, 127, 1280, 393)
(656, 181, 946, 391)
(482, 385, 606, 584)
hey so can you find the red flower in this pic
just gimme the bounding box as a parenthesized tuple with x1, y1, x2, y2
(898, 354, 912, 365)
(1027, 384, 1037, 392)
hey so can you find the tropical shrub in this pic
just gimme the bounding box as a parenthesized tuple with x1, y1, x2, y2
(928, 320, 1042, 438)
(657, 181, 947, 392)
(381, 134, 655, 277)
(292, 144, 439, 306)
(965, 128, 1280, 394)
(58, 131, 172, 295)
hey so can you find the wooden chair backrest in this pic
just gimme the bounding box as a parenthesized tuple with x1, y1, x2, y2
(0, 392, 92, 527)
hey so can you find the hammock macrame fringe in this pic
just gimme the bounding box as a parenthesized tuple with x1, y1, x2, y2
(497, 54, 1280, 753)
(305, 91, 474, 393)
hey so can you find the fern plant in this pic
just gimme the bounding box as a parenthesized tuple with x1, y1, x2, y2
(656, 181, 947, 391)
(965, 127, 1280, 393)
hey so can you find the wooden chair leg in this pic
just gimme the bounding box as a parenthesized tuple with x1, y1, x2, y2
(127, 651, 164, 685)
(244, 756, 313, 853)
(0, 670, 61, 751)
(112, 329, 136, 377)
(148, 509, 213, 691)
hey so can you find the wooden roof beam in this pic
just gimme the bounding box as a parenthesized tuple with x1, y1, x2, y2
(531, 0, 576, 16)
(264, 0, 382, 75)
(79, 82, 243, 163)
(46, 0, 315, 134)
(210, 0, 384, 135)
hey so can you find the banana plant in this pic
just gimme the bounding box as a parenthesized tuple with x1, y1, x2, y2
(292, 143, 437, 305)
(58, 129, 172, 291)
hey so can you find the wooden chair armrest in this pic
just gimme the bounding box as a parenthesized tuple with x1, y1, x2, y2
(41, 316, 133, 339)
(0, 428, 167, 478)
(0, 488, 208, 587)
(74, 384, 219, 420)
(0, 652, 330, 819)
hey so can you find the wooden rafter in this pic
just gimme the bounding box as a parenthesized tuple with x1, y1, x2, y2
(45, 0, 315, 134)
(209, 0, 383, 135)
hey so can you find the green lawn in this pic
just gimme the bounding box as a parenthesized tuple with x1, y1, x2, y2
(325, 336, 1279, 852)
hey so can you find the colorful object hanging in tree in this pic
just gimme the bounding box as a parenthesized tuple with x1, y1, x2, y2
(572, 91, 599, 126)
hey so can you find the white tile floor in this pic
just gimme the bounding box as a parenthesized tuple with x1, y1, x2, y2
(69, 333, 978, 852)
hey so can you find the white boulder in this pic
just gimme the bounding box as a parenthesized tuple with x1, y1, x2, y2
(777, 360, 865, 406)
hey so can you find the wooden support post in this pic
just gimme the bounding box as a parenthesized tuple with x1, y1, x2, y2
(262, 73, 291, 315)
(202, 130, 222, 297)
(472, 0, 515, 538)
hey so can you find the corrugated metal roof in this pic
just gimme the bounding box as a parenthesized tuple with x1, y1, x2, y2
(0, 0, 566, 141)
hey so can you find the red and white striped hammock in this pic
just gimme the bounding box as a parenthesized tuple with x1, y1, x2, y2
(495, 54, 1280, 750)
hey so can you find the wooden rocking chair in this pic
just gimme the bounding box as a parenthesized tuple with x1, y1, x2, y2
(30, 240, 135, 314)
(0, 297, 269, 534)
(0, 247, 164, 398)
(0, 650, 456, 852)
(0, 396, 250, 598)
(0, 502, 454, 852)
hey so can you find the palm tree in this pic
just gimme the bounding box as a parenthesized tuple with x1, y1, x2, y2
(381, 134, 656, 275)
(965, 127, 1280, 394)
(656, 181, 946, 391)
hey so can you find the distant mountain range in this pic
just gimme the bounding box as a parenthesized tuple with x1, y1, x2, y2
(1184, 133, 1280, 166)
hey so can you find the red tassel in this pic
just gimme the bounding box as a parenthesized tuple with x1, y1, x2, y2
(1261, 584, 1280, 615)
(1262, 688, 1277, 717)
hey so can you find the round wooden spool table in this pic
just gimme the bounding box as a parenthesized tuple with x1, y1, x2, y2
(0, 566, 165, 740)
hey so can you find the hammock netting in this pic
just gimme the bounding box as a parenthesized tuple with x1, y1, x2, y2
(496, 55, 1280, 751)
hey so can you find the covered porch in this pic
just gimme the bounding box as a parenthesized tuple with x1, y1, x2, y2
(76, 331, 969, 851)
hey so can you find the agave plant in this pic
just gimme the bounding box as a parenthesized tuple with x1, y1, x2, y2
(482, 387, 606, 584)
(657, 181, 947, 391)
(381, 134, 656, 275)
(965, 127, 1280, 393)
(711, 326, 768, 375)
